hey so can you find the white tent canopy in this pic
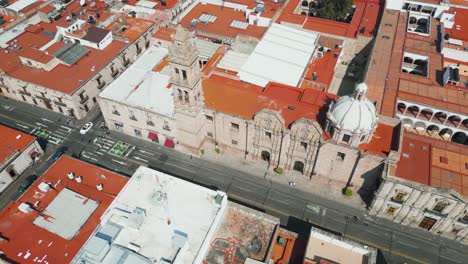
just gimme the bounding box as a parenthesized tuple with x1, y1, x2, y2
(238, 23, 318, 87)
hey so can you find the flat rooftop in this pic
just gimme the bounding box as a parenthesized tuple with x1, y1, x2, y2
(0, 156, 128, 264)
(366, 9, 467, 117)
(180, 2, 267, 39)
(203, 202, 279, 263)
(72, 166, 227, 263)
(99, 46, 174, 117)
(33, 188, 99, 240)
(304, 228, 373, 264)
(395, 132, 468, 198)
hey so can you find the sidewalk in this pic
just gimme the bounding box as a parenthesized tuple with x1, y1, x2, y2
(197, 143, 367, 210)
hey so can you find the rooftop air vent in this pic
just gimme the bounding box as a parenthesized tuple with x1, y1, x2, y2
(75, 176, 82, 183)
(288, 106, 296, 110)
(18, 203, 34, 213)
(38, 182, 51, 192)
(96, 183, 103, 191)
(67, 172, 75, 179)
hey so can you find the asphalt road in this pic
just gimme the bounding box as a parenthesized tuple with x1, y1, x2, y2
(1, 96, 468, 264)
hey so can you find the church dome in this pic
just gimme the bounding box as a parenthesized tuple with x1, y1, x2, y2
(328, 83, 377, 133)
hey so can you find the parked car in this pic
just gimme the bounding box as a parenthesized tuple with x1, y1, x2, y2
(52, 146, 68, 161)
(19, 174, 38, 193)
(80, 122, 93, 135)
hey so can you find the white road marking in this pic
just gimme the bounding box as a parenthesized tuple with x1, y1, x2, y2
(133, 156, 148, 163)
(138, 149, 156, 155)
(35, 122, 48, 127)
(54, 130, 68, 137)
(396, 241, 417, 248)
(233, 185, 253, 192)
(41, 118, 53, 123)
(269, 197, 290, 205)
(125, 146, 135, 157)
(16, 123, 30, 129)
(95, 151, 104, 156)
(60, 125, 72, 132)
(111, 159, 126, 165)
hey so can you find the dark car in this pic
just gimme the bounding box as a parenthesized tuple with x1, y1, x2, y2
(19, 174, 38, 193)
(52, 146, 68, 161)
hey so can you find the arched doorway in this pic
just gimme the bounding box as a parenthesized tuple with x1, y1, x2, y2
(301, 0, 308, 7)
(439, 128, 453, 140)
(397, 102, 407, 114)
(293, 161, 304, 173)
(426, 125, 439, 136)
(447, 115, 462, 127)
(261, 151, 271, 163)
(451, 132, 467, 145)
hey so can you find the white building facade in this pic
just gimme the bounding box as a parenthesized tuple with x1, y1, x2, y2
(369, 165, 468, 244)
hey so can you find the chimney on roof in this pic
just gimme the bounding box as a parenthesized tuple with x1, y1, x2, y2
(38, 182, 51, 192)
(75, 176, 82, 183)
(16, 134, 21, 139)
(96, 183, 103, 191)
(67, 172, 75, 179)
(34, 201, 40, 207)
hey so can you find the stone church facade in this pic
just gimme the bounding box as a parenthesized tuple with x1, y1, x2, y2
(168, 26, 401, 193)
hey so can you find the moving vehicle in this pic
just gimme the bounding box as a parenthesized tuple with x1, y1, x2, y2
(52, 146, 68, 161)
(80, 122, 93, 135)
(19, 174, 38, 193)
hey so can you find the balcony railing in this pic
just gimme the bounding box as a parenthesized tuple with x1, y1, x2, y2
(147, 121, 154, 126)
(391, 198, 404, 204)
(424, 208, 448, 218)
(79, 95, 89, 105)
(18, 90, 31, 96)
(54, 101, 66, 107)
(36, 96, 51, 102)
(112, 111, 120, 116)
(129, 116, 137, 121)
(97, 82, 106, 90)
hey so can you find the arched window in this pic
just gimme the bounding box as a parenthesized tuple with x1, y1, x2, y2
(293, 161, 304, 173)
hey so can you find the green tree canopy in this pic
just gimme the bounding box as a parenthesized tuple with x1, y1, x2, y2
(318, 0, 354, 22)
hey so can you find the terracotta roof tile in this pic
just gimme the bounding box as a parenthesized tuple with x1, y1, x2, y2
(180, 3, 267, 39)
(0, 125, 36, 165)
(203, 74, 336, 128)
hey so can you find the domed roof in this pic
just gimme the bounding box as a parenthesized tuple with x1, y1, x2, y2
(328, 83, 377, 132)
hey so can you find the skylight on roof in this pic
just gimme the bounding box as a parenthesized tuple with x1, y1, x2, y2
(199, 14, 217, 23)
(230, 20, 249, 30)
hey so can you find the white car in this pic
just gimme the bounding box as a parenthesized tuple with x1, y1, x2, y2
(80, 122, 93, 135)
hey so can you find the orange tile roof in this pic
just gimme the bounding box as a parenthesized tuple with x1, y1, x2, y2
(278, 0, 381, 38)
(359, 123, 400, 156)
(0, 125, 36, 165)
(152, 27, 176, 42)
(227, 0, 284, 19)
(449, 0, 468, 6)
(203, 74, 337, 128)
(446, 7, 468, 41)
(270, 229, 302, 264)
(110, 16, 154, 41)
(302, 48, 341, 91)
(38, 4, 56, 14)
(395, 132, 468, 197)
(0, 156, 128, 264)
(6, 40, 126, 94)
(367, 10, 468, 118)
(18, 47, 55, 64)
(123, 0, 178, 10)
(180, 3, 267, 39)
(0, 15, 17, 29)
